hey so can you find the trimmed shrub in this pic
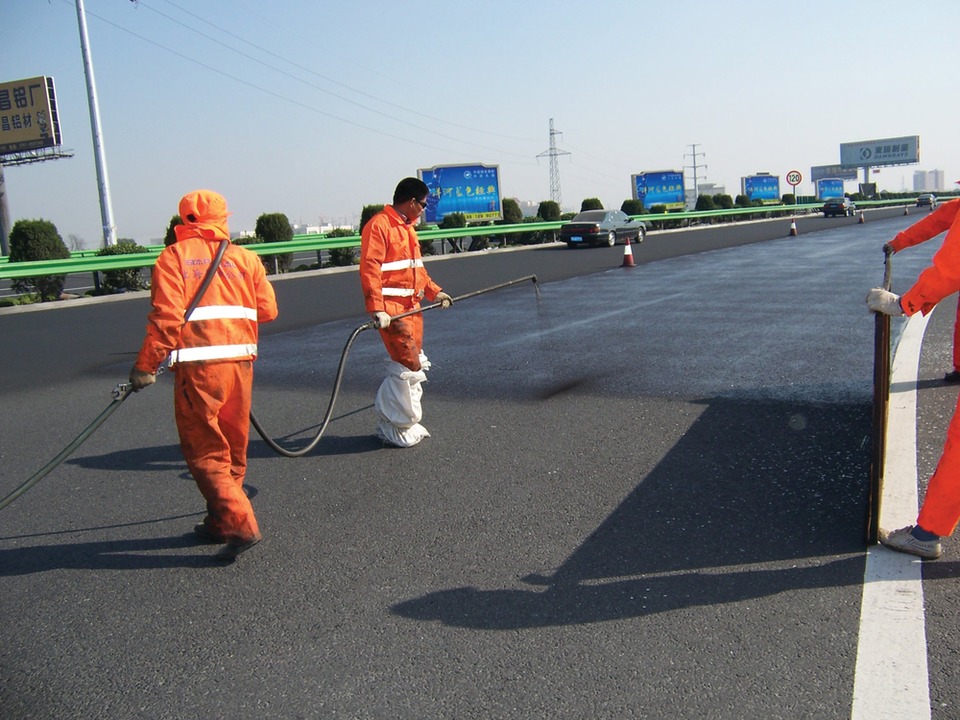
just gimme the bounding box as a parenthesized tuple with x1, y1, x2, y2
(95, 239, 149, 293)
(325, 227, 357, 266)
(255, 212, 294, 273)
(9, 219, 70, 301)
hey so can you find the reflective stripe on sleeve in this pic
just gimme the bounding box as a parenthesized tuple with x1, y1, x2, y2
(381, 258, 423, 272)
(169, 343, 258, 365)
(186, 305, 258, 322)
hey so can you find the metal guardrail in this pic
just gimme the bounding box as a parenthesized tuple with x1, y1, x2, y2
(0, 200, 921, 280)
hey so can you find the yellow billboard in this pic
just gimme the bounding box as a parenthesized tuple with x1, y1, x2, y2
(0, 76, 61, 156)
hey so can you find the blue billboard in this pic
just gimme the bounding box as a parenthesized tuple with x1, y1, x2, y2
(816, 178, 845, 200)
(417, 163, 502, 224)
(742, 174, 781, 204)
(632, 170, 686, 210)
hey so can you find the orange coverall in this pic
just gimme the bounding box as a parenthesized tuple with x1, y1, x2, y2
(897, 199, 960, 535)
(134, 190, 278, 544)
(889, 199, 960, 373)
(359, 205, 443, 371)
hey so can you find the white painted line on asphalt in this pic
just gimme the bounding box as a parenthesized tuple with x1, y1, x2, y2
(851, 311, 931, 720)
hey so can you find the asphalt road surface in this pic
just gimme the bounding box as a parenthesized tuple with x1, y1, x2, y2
(1, 210, 956, 719)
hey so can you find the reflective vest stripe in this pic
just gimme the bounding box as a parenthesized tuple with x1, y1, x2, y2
(186, 305, 258, 322)
(382, 288, 415, 297)
(169, 343, 258, 365)
(381, 258, 423, 272)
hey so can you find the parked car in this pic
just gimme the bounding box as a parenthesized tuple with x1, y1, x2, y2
(916, 193, 937, 208)
(822, 197, 857, 217)
(559, 210, 647, 248)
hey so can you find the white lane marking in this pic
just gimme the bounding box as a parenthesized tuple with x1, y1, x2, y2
(852, 311, 932, 720)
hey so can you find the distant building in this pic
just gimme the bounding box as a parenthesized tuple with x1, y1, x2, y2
(913, 169, 945, 192)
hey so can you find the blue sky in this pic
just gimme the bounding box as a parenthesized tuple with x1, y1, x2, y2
(4, 0, 958, 246)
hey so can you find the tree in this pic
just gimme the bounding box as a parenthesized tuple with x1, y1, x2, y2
(620, 199, 645, 216)
(255, 212, 294, 273)
(8, 219, 70, 301)
(163, 215, 182, 246)
(734, 194, 753, 208)
(95, 238, 149, 293)
(359, 204, 384, 234)
(439, 212, 466, 253)
(325, 227, 356, 267)
(500, 198, 523, 225)
(67, 234, 85, 251)
(695, 194, 716, 211)
(714, 194, 734, 210)
(580, 197, 603, 211)
(537, 200, 561, 221)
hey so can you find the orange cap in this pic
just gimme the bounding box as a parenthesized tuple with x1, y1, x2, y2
(174, 189, 231, 242)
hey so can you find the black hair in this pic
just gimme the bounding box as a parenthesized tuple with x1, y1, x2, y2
(393, 177, 429, 205)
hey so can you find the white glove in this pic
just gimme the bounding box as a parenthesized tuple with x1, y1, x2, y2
(373, 312, 392, 329)
(866, 288, 903, 316)
(435, 292, 453, 309)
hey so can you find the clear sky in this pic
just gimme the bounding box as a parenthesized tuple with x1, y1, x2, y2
(3, 0, 958, 247)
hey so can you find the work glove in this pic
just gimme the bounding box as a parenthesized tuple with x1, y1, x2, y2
(866, 288, 903, 316)
(882, 243, 895, 255)
(436, 292, 453, 309)
(373, 311, 392, 329)
(129, 367, 157, 392)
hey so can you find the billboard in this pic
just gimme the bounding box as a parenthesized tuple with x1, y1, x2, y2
(816, 178, 845, 200)
(417, 163, 502, 224)
(741, 174, 781, 204)
(811, 164, 858, 182)
(631, 170, 686, 210)
(0, 76, 61, 156)
(839, 135, 919, 168)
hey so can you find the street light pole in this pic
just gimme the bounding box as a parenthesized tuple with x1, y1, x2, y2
(75, 0, 117, 247)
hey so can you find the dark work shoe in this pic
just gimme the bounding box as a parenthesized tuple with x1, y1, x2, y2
(945, 371, 960, 383)
(214, 533, 262, 563)
(193, 521, 226, 544)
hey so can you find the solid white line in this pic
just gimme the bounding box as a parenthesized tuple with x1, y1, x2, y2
(851, 312, 932, 720)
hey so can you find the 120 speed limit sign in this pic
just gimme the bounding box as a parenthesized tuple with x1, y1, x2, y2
(786, 170, 802, 187)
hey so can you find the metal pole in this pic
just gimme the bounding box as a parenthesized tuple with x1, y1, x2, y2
(0, 163, 10, 256)
(75, 0, 117, 248)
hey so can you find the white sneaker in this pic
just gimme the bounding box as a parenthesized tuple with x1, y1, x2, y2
(878, 525, 941, 560)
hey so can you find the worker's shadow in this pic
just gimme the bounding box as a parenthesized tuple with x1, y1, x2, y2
(392, 394, 876, 629)
(67, 431, 383, 473)
(0, 533, 219, 575)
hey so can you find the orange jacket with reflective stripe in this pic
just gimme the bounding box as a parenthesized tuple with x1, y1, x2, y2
(359, 205, 442, 313)
(134, 237, 278, 373)
(896, 200, 960, 316)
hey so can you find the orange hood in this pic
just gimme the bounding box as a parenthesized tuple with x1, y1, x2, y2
(174, 189, 231, 242)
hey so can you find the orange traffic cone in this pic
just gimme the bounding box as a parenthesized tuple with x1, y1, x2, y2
(858, 210, 865, 224)
(621, 237, 636, 267)
(788, 220, 798, 237)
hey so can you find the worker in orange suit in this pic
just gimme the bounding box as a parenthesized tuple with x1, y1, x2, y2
(129, 190, 278, 562)
(883, 197, 960, 383)
(360, 177, 452, 447)
(868, 198, 960, 560)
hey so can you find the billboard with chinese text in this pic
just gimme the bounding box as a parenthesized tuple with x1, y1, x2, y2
(0, 76, 61, 156)
(811, 164, 858, 182)
(816, 178, 845, 200)
(839, 136, 919, 168)
(417, 163, 502, 224)
(631, 171, 686, 210)
(741, 174, 781, 204)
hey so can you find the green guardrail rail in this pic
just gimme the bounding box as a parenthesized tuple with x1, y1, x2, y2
(0, 200, 922, 281)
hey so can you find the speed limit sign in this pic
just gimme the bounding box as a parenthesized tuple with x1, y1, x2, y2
(786, 170, 802, 187)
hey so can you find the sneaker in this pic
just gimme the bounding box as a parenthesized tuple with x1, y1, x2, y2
(193, 521, 226, 544)
(878, 525, 941, 560)
(944, 371, 960, 383)
(214, 533, 262, 563)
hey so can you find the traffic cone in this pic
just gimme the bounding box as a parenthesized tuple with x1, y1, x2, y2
(621, 237, 636, 267)
(858, 210, 865, 224)
(788, 220, 798, 237)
